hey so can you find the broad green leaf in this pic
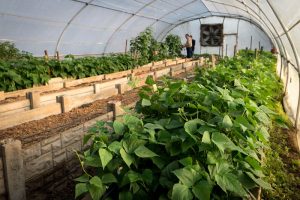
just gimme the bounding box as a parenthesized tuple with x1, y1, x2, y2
(123, 136, 147, 153)
(120, 148, 134, 167)
(145, 75, 155, 85)
(179, 157, 193, 166)
(184, 119, 204, 141)
(259, 105, 276, 115)
(222, 115, 233, 128)
(84, 156, 101, 167)
(75, 183, 88, 199)
(152, 157, 166, 169)
(88, 176, 105, 200)
(255, 111, 270, 125)
(127, 170, 142, 183)
(246, 172, 272, 190)
(212, 132, 244, 154)
(119, 191, 133, 200)
(162, 161, 180, 178)
(74, 174, 89, 183)
(192, 181, 213, 200)
(144, 123, 165, 130)
(173, 167, 201, 187)
(202, 131, 211, 144)
(102, 173, 117, 184)
(142, 98, 152, 106)
(99, 148, 113, 169)
(142, 169, 153, 184)
(83, 133, 93, 145)
(215, 172, 247, 197)
(123, 115, 143, 133)
(171, 183, 193, 200)
(134, 145, 158, 158)
(108, 141, 122, 154)
(207, 151, 219, 164)
(113, 121, 125, 135)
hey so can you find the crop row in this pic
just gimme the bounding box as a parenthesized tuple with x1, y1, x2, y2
(75, 50, 287, 199)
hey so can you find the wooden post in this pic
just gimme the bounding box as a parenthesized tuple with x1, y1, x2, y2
(116, 84, 125, 94)
(44, 50, 49, 61)
(258, 41, 261, 50)
(94, 83, 101, 94)
(210, 55, 216, 67)
(108, 101, 124, 120)
(234, 45, 237, 56)
(225, 44, 228, 57)
(1, 139, 26, 200)
(125, 40, 128, 54)
(56, 51, 60, 61)
(60, 95, 72, 113)
(28, 91, 40, 109)
(250, 36, 253, 50)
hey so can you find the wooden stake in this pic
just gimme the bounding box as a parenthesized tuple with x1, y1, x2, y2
(125, 40, 128, 54)
(56, 51, 60, 61)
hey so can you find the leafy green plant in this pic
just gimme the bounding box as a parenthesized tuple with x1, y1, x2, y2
(75, 50, 287, 200)
(0, 41, 31, 60)
(165, 34, 182, 58)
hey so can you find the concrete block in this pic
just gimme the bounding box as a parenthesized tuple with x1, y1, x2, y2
(40, 136, 62, 154)
(0, 176, 6, 195)
(61, 126, 83, 148)
(1, 139, 26, 200)
(24, 152, 53, 180)
(53, 150, 66, 167)
(23, 142, 41, 162)
(66, 141, 82, 160)
(41, 134, 60, 147)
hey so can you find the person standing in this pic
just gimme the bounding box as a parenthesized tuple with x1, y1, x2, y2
(182, 34, 193, 58)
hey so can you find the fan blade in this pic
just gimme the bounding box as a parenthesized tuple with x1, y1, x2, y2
(203, 31, 210, 35)
(204, 37, 210, 42)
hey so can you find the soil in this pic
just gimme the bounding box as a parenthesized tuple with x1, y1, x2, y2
(0, 88, 140, 147)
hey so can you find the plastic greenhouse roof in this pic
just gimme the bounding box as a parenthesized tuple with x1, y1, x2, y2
(0, 0, 299, 68)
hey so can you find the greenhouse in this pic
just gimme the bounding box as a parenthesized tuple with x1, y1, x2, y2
(0, 0, 299, 199)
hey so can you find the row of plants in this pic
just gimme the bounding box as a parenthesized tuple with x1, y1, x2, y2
(0, 28, 182, 92)
(74, 50, 288, 199)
